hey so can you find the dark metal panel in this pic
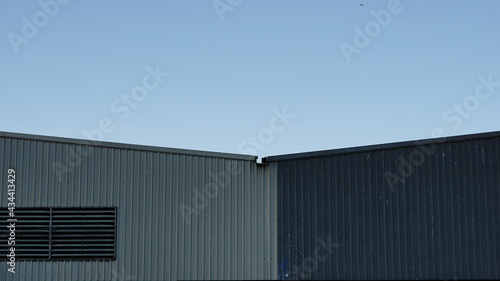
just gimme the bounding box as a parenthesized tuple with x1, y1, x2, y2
(275, 132, 500, 280)
(265, 131, 500, 162)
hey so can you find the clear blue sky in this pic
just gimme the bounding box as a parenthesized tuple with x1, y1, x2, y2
(2, 0, 499, 158)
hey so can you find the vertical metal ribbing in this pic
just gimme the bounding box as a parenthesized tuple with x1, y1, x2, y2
(0, 131, 277, 280)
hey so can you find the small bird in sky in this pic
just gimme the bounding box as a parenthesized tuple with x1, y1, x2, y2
(360, 3, 364, 6)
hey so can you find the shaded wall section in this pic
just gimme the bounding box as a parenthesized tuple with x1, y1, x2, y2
(0, 132, 278, 281)
(267, 131, 500, 280)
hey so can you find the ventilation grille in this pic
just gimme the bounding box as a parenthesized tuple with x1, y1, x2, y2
(1, 207, 116, 261)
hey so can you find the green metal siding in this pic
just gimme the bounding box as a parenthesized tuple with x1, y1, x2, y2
(0, 132, 278, 280)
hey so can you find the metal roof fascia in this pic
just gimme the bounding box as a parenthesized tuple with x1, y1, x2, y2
(0, 131, 257, 161)
(263, 130, 500, 162)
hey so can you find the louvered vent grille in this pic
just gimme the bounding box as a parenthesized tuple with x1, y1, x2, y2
(1, 207, 116, 260)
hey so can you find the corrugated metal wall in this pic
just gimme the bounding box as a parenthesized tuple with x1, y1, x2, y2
(270, 132, 500, 280)
(4, 130, 500, 280)
(0, 132, 278, 281)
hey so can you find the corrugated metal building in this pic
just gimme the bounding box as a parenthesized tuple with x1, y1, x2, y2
(265, 131, 500, 280)
(1, 130, 500, 280)
(0, 131, 278, 281)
